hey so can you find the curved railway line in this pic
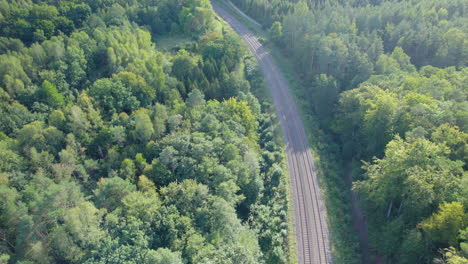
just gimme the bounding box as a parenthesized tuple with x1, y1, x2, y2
(211, 2, 333, 263)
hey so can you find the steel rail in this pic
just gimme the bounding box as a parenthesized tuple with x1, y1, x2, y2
(211, 2, 333, 263)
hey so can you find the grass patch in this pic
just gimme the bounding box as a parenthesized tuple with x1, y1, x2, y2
(154, 35, 194, 51)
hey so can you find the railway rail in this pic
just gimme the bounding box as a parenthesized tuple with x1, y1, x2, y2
(211, 2, 333, 263)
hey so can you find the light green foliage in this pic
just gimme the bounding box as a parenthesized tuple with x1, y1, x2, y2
(236, 0, 466, 91)
(65, 39, 88, 89)
(161, 179, 209, 217)
(146, 248, 183, 264)
(0, 54, 30, 97)
(48, 109, 65, 129)
(0, 141, 24, 173)
(355, 136, 464, 260)
(334, 66, 467, 158)
(113, 72, 155, 106)
(269, 21, 283, 44)
(435, 248, 468, 264)
(187, 89, 206, 107)
(137, 175, 156, 192)
(131, 108, 154, 144)
(36, 80, 65, 108)
(167, 115, 182, 133)
(17, 121, 65, 154)
(94, 26, 166, 90)
(0, 0, 291, 263)
(219, 98, 258, 141)
(50, 202, 104, 262)
(431, 124, 468, 163)
(332, 62, 466, 262)
(418, 202, 467, 247)
(178, 0, 215, 36)
(152, 103, 168, 138)
(222, 144, 240, 162)
(390, 47, 416, 73)
(120, 158, 136, 180)
(0, 254, 10, 264)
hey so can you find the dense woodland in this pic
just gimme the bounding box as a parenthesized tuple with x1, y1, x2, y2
(231, 0, 467, 263)
(0, 0, 294, 263)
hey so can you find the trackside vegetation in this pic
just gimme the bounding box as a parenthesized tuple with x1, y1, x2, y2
(229, 0, 467, 263)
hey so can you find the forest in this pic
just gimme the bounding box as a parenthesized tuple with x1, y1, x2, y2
(0, 0, 294, 263)
(230, 0, 467, 263)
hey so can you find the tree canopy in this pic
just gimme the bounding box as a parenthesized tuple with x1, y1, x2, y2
(0, 0, 292, 263)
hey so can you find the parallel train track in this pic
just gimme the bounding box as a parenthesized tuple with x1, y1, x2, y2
(211, 2, 333, 263)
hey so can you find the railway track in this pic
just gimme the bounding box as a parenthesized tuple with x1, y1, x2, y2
(211, 2, 333, 263)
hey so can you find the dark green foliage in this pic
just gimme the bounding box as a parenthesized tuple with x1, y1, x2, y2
(310, 74, 338, 122)
(235, 0, 466, 90)
(0, 99, 37, 135)
(94, 177, 136, 210)
(0, 2, 69, 44)
(89, 78, 140, 117)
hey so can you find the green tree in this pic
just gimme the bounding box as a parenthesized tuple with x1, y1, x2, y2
(171, 50, 196, 97)
(398, 229, 427, 264)
(355, 137, 464, 221)
(48, 109, 66, 130)
(146, 248, 183, 264)
(120, 159, 136, 181)
(362, 87, 399, 155)
(131, 108, 154, 144)
(431, 124, 468, 163)
(418, 202, 467, 247)
(17, 121, 65, 154)
(186, 89, 206, 107)
(222, 144, 240, 162)
(159, 146, 179, 173)
(269, 21, 283, 44)
(153, 103, 168, 138)
(311, 74, 338, 121)
(434, 247, 468, 264)
(113, 72, 155, 106)
(50, 202, 104, 262)
(89, 78, 140, 116)
(94, 177, 136, 211)
(36, 80, 65, 108)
